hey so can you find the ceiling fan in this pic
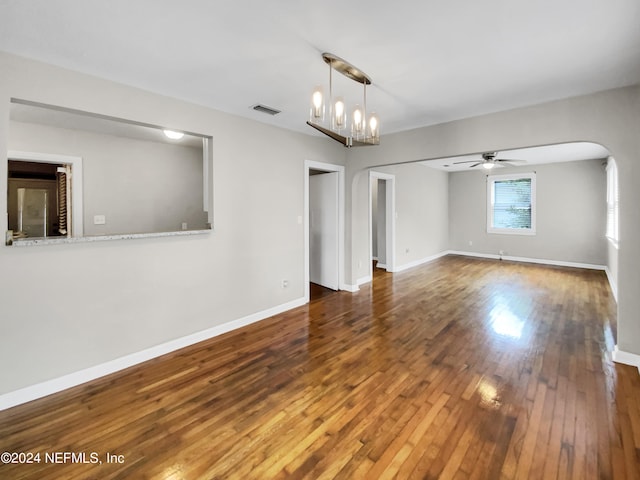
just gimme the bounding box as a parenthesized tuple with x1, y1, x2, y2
(453, 152, 526, 170)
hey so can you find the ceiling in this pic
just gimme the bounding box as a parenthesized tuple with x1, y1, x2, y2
(420, 142, 610, 172)
(1, 1, 639, 138)
(10, 101, 205, 148)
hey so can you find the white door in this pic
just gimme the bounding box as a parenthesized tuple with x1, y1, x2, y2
(309, 172, 339, 290)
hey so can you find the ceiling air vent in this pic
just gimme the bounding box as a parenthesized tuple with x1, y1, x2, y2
(252, 104, 281, 116)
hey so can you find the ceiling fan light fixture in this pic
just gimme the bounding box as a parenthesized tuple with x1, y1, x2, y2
(452, 151, 527, 169)
(307, 53, 380, 148)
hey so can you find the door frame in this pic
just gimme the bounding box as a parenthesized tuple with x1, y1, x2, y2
(8, 150, 84, 237)
(369, 170, 396, 279)
(304, 160, 345, 302)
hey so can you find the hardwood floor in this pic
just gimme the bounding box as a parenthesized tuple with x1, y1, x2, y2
(1, 255, 639, 479)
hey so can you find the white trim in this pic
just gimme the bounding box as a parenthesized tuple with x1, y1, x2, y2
(392, 251, 449, 273)
(369, 171, 396, 280)
(0, 296, 306, 411)
(8, 150, 84, 237)
(612, 346, 640, 374)
(342, 283, 360, 293)
(605, 266, 618, 302)
(448, 250, 503, 260)
(447, 250, 606, 271)
(11, 228, 211, 247)
(605, 157, 619, 246)
(304, 161, 346, 302)
(376, 263, 388, 269)
(357, 275, 372, 286)
(202, 137, 214, 226)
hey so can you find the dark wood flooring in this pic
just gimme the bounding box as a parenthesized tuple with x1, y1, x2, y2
(1, 255, 639, 479)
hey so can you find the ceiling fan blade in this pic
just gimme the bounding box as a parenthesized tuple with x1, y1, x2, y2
(496, 158, 526, 163)
(469, 163, 482, 168)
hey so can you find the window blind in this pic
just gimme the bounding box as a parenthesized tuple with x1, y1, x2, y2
(492, 178, 532, 229)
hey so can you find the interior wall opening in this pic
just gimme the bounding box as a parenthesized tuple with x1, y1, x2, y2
(7, 160, 68, 239)
(369, 171, 396, 283)
(304, 160, 345, 303)
(6, 151, 83, 245)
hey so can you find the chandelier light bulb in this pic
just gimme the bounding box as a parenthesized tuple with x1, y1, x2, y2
(352, 105, 364, 135)
(482, 161, 495, 170)
(334, 97, 346, 129)
(311, 86, 324, 120)
(369, 113, 379, 140)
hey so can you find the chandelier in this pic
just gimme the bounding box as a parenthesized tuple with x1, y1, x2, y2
(306, 53, 380, 147)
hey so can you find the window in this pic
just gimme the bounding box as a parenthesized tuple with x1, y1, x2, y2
(606, 157, 619, 247)
(487, 173, 536, 235)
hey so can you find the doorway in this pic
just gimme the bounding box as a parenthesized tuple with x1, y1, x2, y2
(304, 160, 345, 302)
(7, 151, 83, 241)
(369, 171, 395, 280)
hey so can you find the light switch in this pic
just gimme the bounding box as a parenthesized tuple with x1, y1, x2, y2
(94, 215, 106, 225)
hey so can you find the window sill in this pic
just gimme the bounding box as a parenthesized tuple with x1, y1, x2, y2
(7, 229, 212, 247)
(487, 228, 536, 236)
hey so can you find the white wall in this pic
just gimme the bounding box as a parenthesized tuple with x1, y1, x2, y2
(0, 52, 346, 396)
(345, 85, 640, 358)
(9, 120, 207, 235)
(448, 159, 607, 265)
(373, 163, 449, 270)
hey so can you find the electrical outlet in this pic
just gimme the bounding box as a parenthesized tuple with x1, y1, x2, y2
(93, 214, 106, 225)
(282, 280, 289, 288)
(181, 222, 188, 230)
(469, 240, 473, 246)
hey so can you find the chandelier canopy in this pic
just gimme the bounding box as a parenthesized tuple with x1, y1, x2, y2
(306, 53, 380, 148)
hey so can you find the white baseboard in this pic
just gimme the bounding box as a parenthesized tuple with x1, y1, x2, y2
(341, 283, 359, 293)
(605, 267, 618, 302)
(612, 346, 640, 374)
(448, 250, 501, 261)
(0, 297, 307, 411)
(448, 250, 606, 271)
(357, 275, 372, 286)
(391, 251, 449, 273)
(376, 263, 388, 270)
